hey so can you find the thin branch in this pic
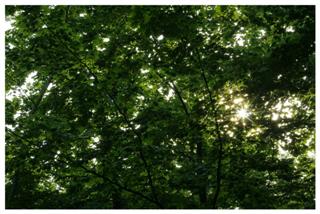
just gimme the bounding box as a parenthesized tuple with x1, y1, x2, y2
(57, 157, 161, 207)
(106, 93, 163, 208)
(9, 129, 161, 208)
(44, 23, 163, 207)
(154, 71, 190, 118)
(37, 15, 164, 207)
(6, 129, 34, 145)
(195, 48, 223, 209)
(153, 69, 210, 205)
(30, 76, 52, 114)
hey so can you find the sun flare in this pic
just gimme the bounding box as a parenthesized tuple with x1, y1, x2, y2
(237, 108, 250, 119)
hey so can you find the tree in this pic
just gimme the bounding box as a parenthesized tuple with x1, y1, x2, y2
(5, 5, 315, 209)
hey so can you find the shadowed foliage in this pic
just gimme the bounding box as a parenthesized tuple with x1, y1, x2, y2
(5, 5, 315, 209)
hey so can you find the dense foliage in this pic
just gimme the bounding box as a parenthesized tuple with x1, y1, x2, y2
(5, 6, 315, 209)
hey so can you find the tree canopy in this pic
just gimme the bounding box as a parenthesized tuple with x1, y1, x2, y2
(5, 5, 315, 209)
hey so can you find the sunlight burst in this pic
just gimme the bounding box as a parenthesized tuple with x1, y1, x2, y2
(237, 108, 250, 119)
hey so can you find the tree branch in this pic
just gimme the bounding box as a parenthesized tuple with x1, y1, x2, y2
(106, 93, 163, 208)
(45, 25, 163, 207)
(195, 49, 223, 208)
(57, 158, 161, 207)
(37, 15, 164, 207)
(154, 71, 190, 118)
(30, 76, 52, 114)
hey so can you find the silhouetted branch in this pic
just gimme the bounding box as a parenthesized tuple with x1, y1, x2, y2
(195, 48, 223, 209)
(58, 158, 161, 207)
(44, 24, 163, 207)
(154, 71, 190, 118)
